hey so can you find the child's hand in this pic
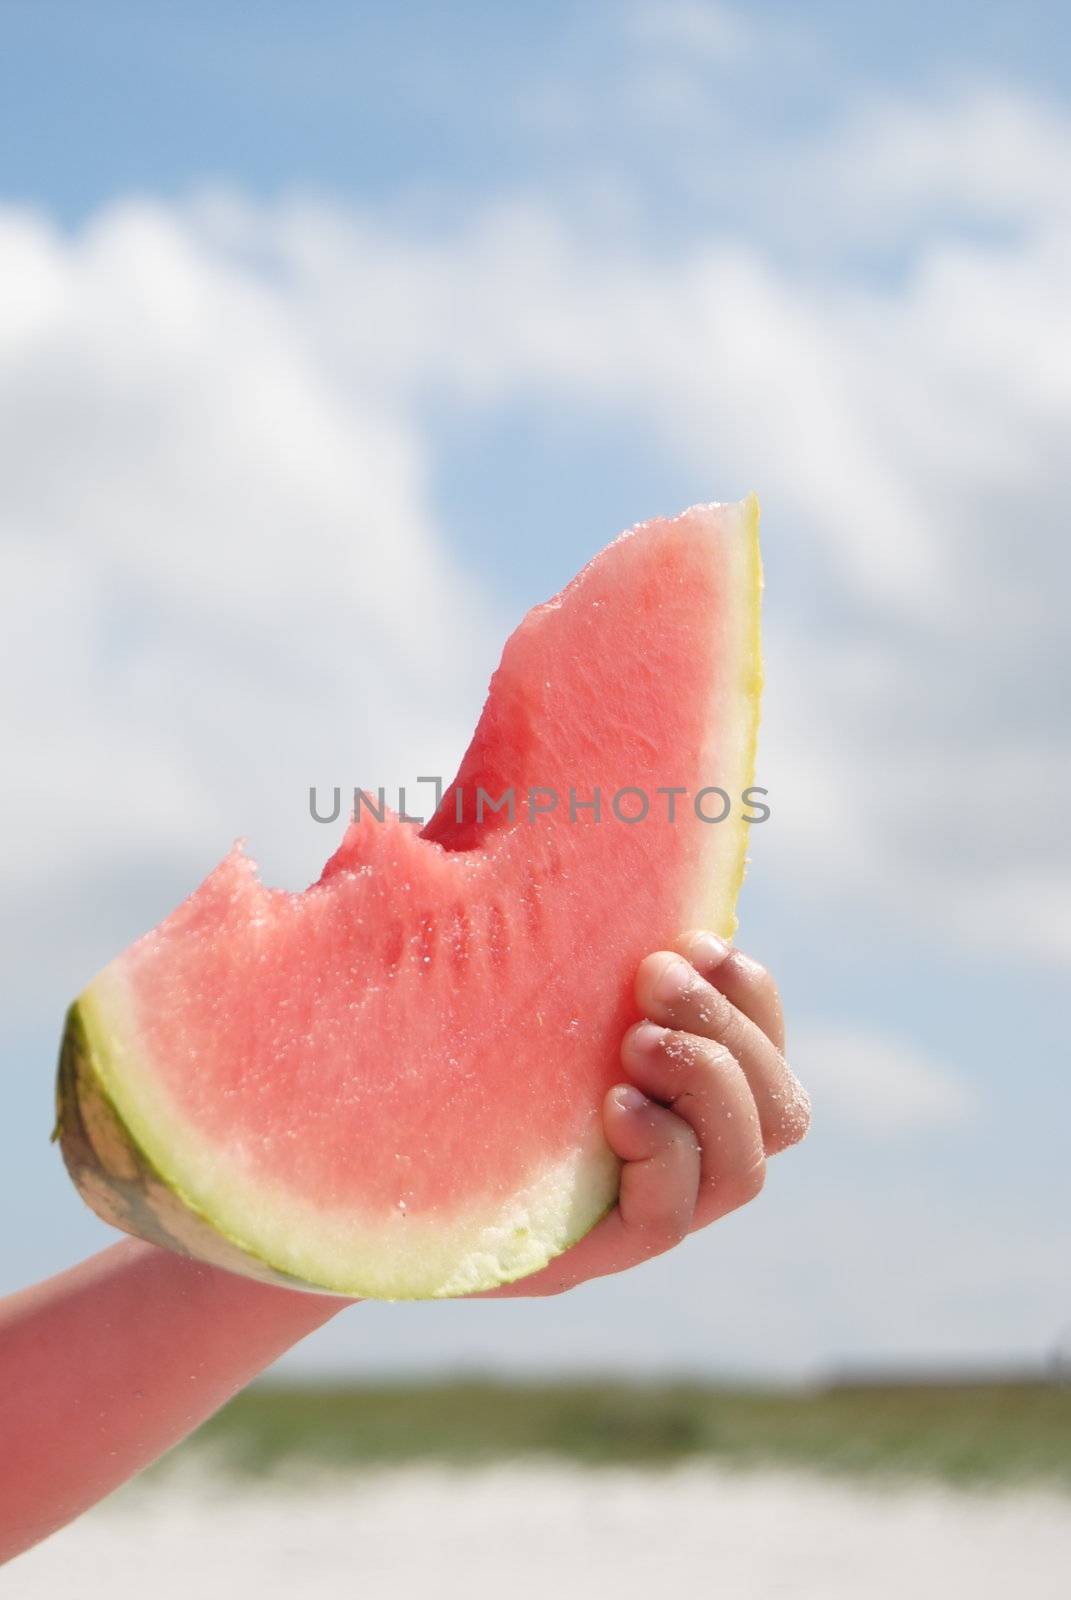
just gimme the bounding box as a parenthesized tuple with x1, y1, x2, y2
(489, 931, 809, 1298)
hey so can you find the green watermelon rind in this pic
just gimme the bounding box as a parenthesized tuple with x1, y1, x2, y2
(55, 1000, 312, 1291)
(55, 995, 621, 1300)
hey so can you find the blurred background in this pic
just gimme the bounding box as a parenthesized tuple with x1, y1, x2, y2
(2, 2, 1069, 1594)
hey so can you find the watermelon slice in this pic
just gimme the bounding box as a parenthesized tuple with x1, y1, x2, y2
(56, 498, 764, 1299)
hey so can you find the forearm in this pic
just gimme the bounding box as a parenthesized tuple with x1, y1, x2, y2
(0, 1239, 349, 1564)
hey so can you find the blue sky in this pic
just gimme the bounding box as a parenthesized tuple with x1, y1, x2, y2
(2, 2, 1069, 225)
(1, 1, 1068, 1379)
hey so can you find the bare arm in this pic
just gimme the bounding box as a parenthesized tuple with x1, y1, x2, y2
(0, 1240, 347, 1563)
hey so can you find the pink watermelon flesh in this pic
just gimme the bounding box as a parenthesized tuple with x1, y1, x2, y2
(57, 498, 763, 1298)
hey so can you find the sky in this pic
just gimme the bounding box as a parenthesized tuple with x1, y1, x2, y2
(1, 1, 1068, 1380)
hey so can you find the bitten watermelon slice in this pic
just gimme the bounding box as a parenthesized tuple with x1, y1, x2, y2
(56, 498, 763, 1299)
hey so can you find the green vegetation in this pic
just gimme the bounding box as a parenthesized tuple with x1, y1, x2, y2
(163, 1378, 1071, 1491)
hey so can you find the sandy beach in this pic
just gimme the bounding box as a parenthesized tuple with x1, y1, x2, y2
(12, 1464, 1070, 1599)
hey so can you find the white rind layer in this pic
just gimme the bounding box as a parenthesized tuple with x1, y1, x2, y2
(78, 975, 620, 1299)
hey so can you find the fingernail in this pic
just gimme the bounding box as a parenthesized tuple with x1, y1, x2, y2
(611, 1084, 648, 1112)
(689, 931, 729, 972)
(627, 1020, 666, 1056)
(655, 954, 693, 1004)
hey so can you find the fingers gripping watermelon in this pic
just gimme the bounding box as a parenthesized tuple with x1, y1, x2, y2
(56, 499, 764, 1298)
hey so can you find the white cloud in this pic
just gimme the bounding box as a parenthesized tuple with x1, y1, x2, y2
(193, 88, 1071, 965)
(789, 1025, 976, 1135)
(782, 83, 1071, 243)
(624, 0, 756, 64)
(2, 74, 1069, 1051)
(0, 203, 503, 1016)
